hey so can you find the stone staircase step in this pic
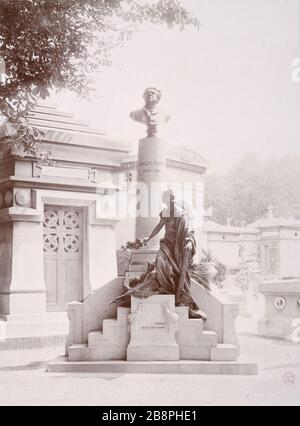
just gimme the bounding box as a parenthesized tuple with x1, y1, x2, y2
(88, 331, 105, 348)
(131, 252, 157, 264)
(131, 248, 158, 255)
(210, 344, 238, 361)
(128, 264, 147, 272)
(68, 342, 127, 361)
(68, 344, 89, 361)
(202, 330, 218, 341)
(178, 331, 218, 361)
(175, 306, 189, 320)
(70, 344, 88, 349)
(83, 307, 130, 359)
(103, 319, 118, 328)
(176, 306, 206, 336)
(174, 304, 219, 361)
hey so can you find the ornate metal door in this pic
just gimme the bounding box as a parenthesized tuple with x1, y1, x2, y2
(43, 206, 83, 311)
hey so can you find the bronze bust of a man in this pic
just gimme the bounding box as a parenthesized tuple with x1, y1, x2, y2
(130, 87, 170, 137)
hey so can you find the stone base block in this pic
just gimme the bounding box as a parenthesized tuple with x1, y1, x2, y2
(179, 346, 211, 361)
(127, 295, 179, 361)
(68, 343, 128, 361)
(127, 344, 179, 361)
(178, 331, 218, 361)
(48, 356, 258, 375)
(211, 344, 238, 361)
(258, 317, 296, 341)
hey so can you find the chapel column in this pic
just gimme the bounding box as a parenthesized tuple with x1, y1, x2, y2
(0, 186, 46, 317)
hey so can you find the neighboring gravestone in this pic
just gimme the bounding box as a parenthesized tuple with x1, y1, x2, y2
(127, 295, 180, 361)
(258, 279, 300, 341)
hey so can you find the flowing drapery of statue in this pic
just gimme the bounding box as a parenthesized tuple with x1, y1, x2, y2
(113, 189, 210, 320)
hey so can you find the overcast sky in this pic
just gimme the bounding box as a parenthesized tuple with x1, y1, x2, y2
(54, 0, 300, 173)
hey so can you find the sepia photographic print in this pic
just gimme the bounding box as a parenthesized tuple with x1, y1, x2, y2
(0, 0, 299, 410)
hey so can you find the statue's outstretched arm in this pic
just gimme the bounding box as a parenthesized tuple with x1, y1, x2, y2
(144, 219, 164, 242)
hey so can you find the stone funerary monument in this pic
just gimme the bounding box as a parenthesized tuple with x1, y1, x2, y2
(47, 88, 257, 374)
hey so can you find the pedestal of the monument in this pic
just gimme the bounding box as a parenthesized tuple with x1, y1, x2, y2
(49, 289, 258, 375)
(127, 295, 179, 361)
(135, 136, 167, 248)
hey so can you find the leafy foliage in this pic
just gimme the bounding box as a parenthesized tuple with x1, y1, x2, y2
(213, 261, 226, 288)
(121, 238, 148, 250)
(200, 249, 215, 263)
(0, 0, 199, 153)
(197, 249, 226, 288)
(205, 153, 300, 225)
(0, 115, 43, 155)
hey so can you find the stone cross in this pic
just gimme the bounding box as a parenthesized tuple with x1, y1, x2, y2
(267, 204, 274, 219)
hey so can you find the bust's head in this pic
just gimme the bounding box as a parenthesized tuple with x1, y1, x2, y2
(143, 87, 161, 108)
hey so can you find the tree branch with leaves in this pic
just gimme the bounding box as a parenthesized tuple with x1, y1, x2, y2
(0, 0, 199, 154)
